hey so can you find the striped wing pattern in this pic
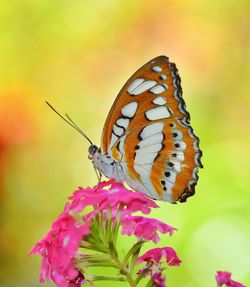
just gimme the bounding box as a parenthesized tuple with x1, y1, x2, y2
(101, 56, 202, 203)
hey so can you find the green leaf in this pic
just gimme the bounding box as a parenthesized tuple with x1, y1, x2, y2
(122, 240, 145, 268)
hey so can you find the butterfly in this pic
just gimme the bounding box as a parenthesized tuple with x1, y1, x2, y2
(48, 56, 203, 203)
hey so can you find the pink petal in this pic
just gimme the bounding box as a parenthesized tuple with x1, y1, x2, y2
(216, 271, 232, 285)
(137, 247, 181, 266)
(30, 211, 90, 287)
(152, 272, 166, 287)
(121, 215, 176, 243)
(215, 271, 246, 287)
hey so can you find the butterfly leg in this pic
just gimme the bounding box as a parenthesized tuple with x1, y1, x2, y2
(93, 163, 102, 183)
(98, 172, 102, 183)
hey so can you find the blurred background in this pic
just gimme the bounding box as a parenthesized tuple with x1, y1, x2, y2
(0, 1, 250, 286)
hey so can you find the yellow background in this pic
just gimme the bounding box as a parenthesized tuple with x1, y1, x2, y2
(0, 1, 250, 286)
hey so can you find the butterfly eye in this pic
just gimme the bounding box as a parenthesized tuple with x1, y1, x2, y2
(88, 144, 98, 157)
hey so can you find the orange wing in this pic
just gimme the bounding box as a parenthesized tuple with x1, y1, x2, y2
(101, 56, 202, 203)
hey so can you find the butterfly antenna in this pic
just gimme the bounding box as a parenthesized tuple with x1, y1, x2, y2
(46, 101, 93, 145)
(64, 113, 93, 145)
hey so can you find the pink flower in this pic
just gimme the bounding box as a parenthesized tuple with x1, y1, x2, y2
(121, 215, 176, 243)
(137, 247, 181, 267)
(152, 272, 166, 287)
(68, 272, 85, 287)
(228, 282, 247, 287)
(32, 180, 178, 287)
(216, 271, 246, 287)
(216, 272, 232, 285)
(30, 211, 90, 287)
(69, 180, 158, 214)
(137, 247, 180, 286)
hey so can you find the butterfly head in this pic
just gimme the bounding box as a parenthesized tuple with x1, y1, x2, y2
(88, 144, 98, 160)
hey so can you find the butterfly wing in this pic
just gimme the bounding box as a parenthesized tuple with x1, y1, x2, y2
(101, 56, 202, 203)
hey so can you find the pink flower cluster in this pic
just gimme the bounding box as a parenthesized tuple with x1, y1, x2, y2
(216, 271, 246, 287)
(69, 180, 158, 214)
(137, 247, 182, 287)
(30, 211, 89, 286)
(30, 180, 179, 287)
(31, 179, 246, 287)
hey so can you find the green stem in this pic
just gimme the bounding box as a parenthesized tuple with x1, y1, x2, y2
(130, 241, 144, 272)
(92, 275, 126, 282)
(134, 267, 151, 285)
(111, 203, 123, 244)
(144, 278, 153, 287)
(97, 213, 106, 242)
(106, 207, 113, 242)
(108, 242, 137, 287)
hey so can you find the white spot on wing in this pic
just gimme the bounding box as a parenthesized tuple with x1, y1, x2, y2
(188, 127, 197, 139)
(132, 80, 157, 95)
(172, 161, 181, 173)
(173, 78, 178, 88)
(160, 74, 167, 80)
(152, 66, 162, 73)
(127, 78, 145, 94)
(174, 89, 181, 100)
(150, 85, 166, 94)
(136, 143, 162, 154)
(113, 124, 124, 136)
(172, 151, 184, 162)
(165, 181, 175, 193)
(134, 152, 158, 164)
(116, 118, 129, 129)
(134, 164, 152, 175)
(172, 130, 183, 140)
(162, 83, 168, 90)
(133, 164, 157, 199)
(174, 140, 187, 151)
(121, 102, 138, 118)
(140, 122, 164, 139)
(145, 106, 171, 120)
(194, 153, 201, 166)
(152, 96, 167, 105)
(193, 140, 200, 151)
(192, 167, 198, 181)
(178, 102, 187, 114)
(139, 133, 164, 148)
(165, 170, 176, 184)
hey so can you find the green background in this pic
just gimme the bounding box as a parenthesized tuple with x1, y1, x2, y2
(0, 1, 250, 286)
